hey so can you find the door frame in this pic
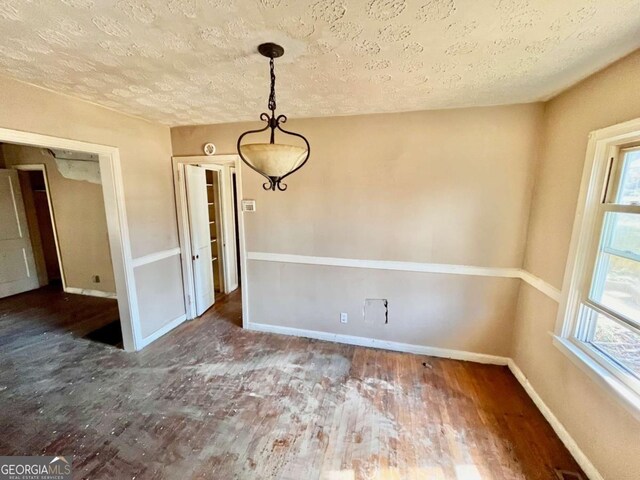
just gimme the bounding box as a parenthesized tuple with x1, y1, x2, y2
(228, 165, 240, 291)
(0, 127, 140, 351)
(172, 154, 249, 326)
(11, 164, 67, 291)
(200, 163, 226, 294)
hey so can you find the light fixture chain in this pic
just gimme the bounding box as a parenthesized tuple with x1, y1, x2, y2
(268, 56, 276, 113)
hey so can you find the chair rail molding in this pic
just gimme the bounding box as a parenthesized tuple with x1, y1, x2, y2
(132, 247, 181, 268)
(247, 251, 562, 303)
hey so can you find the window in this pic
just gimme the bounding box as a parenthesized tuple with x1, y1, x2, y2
(579, 148, 640, 377)
(558, 121, 640, 408)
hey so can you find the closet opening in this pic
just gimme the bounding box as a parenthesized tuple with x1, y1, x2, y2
(174, 155, 246, 324)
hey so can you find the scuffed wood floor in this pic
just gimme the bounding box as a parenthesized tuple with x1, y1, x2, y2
(0, 287, 584, 479)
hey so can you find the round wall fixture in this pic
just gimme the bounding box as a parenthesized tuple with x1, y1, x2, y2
(203, 143, 216, 156)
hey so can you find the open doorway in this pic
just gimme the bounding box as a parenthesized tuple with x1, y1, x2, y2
(0, 143, 122, 347)
(173, 155, 247, 324)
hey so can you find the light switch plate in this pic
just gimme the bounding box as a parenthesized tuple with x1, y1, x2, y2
(241, 199, 256, 212)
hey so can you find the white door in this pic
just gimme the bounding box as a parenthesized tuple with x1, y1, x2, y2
(184, 165, 215, 316)
(0, 169, 39, 298)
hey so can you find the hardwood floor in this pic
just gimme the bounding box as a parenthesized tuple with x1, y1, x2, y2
(0, 284, 120, 347)
(0, 288, 585, 479)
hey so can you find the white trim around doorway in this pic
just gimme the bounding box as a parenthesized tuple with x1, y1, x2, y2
(0, 127, 141, 351)
(172, 154, 249, 327)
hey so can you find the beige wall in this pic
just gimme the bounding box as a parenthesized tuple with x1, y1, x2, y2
(172, 103, 543, 355)
(173, 56, 640, 475)
(250, 262, 519, 356)
(0, 76, 178, 258)
(0, 75, 185, 341)
(513, 50, 640, 480)
(2, 144, 115, 292)
(1, 42, 634, 476)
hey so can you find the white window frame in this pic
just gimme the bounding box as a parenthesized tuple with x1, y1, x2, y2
(555, 117, 640, 419)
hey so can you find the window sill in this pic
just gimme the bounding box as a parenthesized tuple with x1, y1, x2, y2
(552, 335, 640, 421)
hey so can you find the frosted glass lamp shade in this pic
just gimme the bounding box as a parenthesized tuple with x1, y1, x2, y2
(239, 143, 307, 178)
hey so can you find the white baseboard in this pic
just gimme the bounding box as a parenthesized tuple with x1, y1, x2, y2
(246, 322, 509, 365)
(64, 287, 117, 299)
(137, 314, 187, 349)
(507, 360, 603, 480)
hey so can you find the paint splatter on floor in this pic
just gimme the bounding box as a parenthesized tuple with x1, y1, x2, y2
(0, 288, 584, 479)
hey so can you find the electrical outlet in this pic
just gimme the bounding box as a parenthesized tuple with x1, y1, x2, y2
(340, 312, 348, 324)
(92, 275, 101, 283)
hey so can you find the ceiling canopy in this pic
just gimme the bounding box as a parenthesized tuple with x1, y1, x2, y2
(0, 0, 638, 125)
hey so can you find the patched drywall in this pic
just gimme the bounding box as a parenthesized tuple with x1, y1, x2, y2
(54, 157, 102, 185)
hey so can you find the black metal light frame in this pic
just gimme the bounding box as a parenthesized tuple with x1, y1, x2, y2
(236, 43, 310, 192)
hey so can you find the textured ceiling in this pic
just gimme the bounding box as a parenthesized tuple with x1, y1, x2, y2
(0, 0, 639, 126)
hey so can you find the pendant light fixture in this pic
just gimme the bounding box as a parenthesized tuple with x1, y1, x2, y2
(237, 43, 310, 191)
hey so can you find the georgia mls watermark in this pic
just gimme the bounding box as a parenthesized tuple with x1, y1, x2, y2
(0, 456, 72, 480)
